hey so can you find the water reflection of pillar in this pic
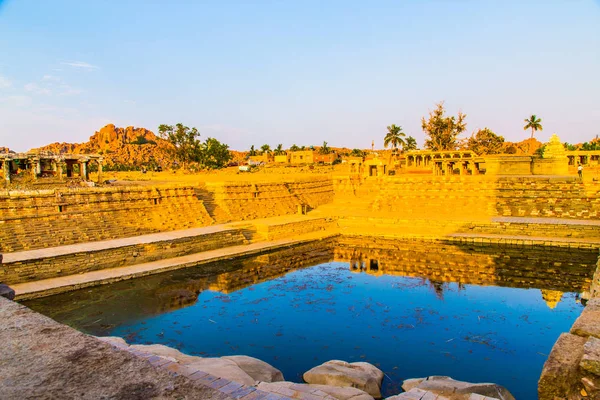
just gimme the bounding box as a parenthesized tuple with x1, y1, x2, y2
(541, 289, 564, 309)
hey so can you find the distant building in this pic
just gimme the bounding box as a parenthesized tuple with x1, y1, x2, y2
(1, 151, 103, 183)
(274, 154, 290, 163)
(290, 150, 314, 164)
(314, 153, 337, 164)
(248, 154, 274, 164)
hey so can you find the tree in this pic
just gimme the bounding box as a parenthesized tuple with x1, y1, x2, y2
(300, 145, 306, 151)
(350, 148, 365, 157)
(422, 102, 467, 151)
(158, 123, 202, 166)
(200, 137, 232, 169)
(260, 144, 271, 154)
(274, 144, 285, 156)
(249, 145, 257, 156)
(309, 145, 315, 151)
(405, 136, 418, 151)
(465, 128, 505, 155)
(524, 115, 543, 139)
(384, 124, 406, 153)
(563, 142, 577, 151)
(319, 141, 331, 155)
(289, 144, 300, 152)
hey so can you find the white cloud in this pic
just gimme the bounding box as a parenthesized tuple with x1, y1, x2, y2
(42, 75, 62, 82)
(24, 82, 51, 95)
(58, 85, 83, 96)
(62, 61, 99, 70)
(0, 75, 11, 89)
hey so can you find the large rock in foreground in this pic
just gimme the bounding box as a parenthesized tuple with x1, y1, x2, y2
(391, 376, 515, 400)
(538, 332, 587, 400)
(222, 355, 284, 383)
(303, 360, 384, 398)
(257, 381, 373, 400)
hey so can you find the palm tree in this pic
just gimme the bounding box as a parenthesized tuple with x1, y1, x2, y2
(274, 144, 285, 156)
(300, 145, 306, 151)
(249, 145, 256, 156)
(260, 144, 271, 154)
(524, 115, 543, 139)
(384, 124, 407, 153)
(405, 136, 418, 151)
(289, 144, 299, 152)
(319, 141, 331, 155)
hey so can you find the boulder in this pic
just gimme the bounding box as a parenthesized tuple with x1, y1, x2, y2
(400, 378, 424, 392)
(571, 298, 600, 338)
(0, 284, 15, 300)
(222, 355, 284, 382)
(581, 336, 600, 376)
(183, 358, 255, 386)
(96, 336, 128, 347)
(539, 333, 587, 400)
(130, 344, 200, 364)
(257, 381, 373, 400)
(303, 360, 384, 398)
(412, 376, 514, 400)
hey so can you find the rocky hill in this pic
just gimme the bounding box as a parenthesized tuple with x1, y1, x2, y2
(35, 124, 174, 168)
(503, 138, 544, 155)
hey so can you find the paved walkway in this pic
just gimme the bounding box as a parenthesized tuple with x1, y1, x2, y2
(2, 224, 237, 263)
(492, 216, 600, 226)
(13, 231, 337, 300)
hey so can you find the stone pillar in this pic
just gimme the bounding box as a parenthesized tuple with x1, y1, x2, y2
(2, 160, 10, 183)
(97, 161, 103, 183)
(57, 161, 63, 180)
(31, 159, 38, 180)
(80, 161, 88, 180)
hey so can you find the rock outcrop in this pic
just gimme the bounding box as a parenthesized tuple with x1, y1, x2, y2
(35, 124, 174, 168)
(303, 360, 384, 398)
(96, 337, 284, 388)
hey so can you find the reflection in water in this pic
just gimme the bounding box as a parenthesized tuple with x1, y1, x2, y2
(23, 238, 598, 399)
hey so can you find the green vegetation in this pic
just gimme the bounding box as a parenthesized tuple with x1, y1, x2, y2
(422, 102, 467, 151)
(405, 136, 418, 151)
(158, 123, 231, 169)
(384, 124, 406, 153)
(523, 115, 543, 139)
(581, 142, 600, 151)
(319, 141, 331, 155)
(249, 145, 257, 156)
(350, 148, 366, 157)
(274, 144, 285, 156)
(466, 128, 505, 155)
(289, 144, 300, 152)
(260, 144, 271, 154)
(563, 142, 577, 151)
(130, 135, 157, 145)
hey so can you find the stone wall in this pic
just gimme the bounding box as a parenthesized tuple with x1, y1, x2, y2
(0, 186, 214, 252)
(333, 176, 600, 220)
(0, 178, 336, 252)
(1, 228, 248, 285)
(204, 178, 334, 221)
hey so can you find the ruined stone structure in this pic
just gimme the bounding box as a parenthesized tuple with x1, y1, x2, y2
(0, 151, 103, 183)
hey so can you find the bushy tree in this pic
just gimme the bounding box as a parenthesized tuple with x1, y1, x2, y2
(201, 137, 232, 169)
(563, 142, 577, 151)
(274, 144, 285, 156)
(158, 123, 202, 166)
(405, 136, 418, 151)
(384, 124, 406, 152)
(249, 145, 257, 156)
(466, 128, 505, 155)
(350, 148, 365, 157)
(319, 141, 331, 155)
(261, 144, 271, 154)
(422, 102, 467, 151)
(524, 115, 543, 139)
(289, 144, 300, 152)
(158, 123, 231, 169)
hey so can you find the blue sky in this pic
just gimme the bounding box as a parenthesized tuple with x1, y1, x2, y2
(0, 0, 599, 152)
